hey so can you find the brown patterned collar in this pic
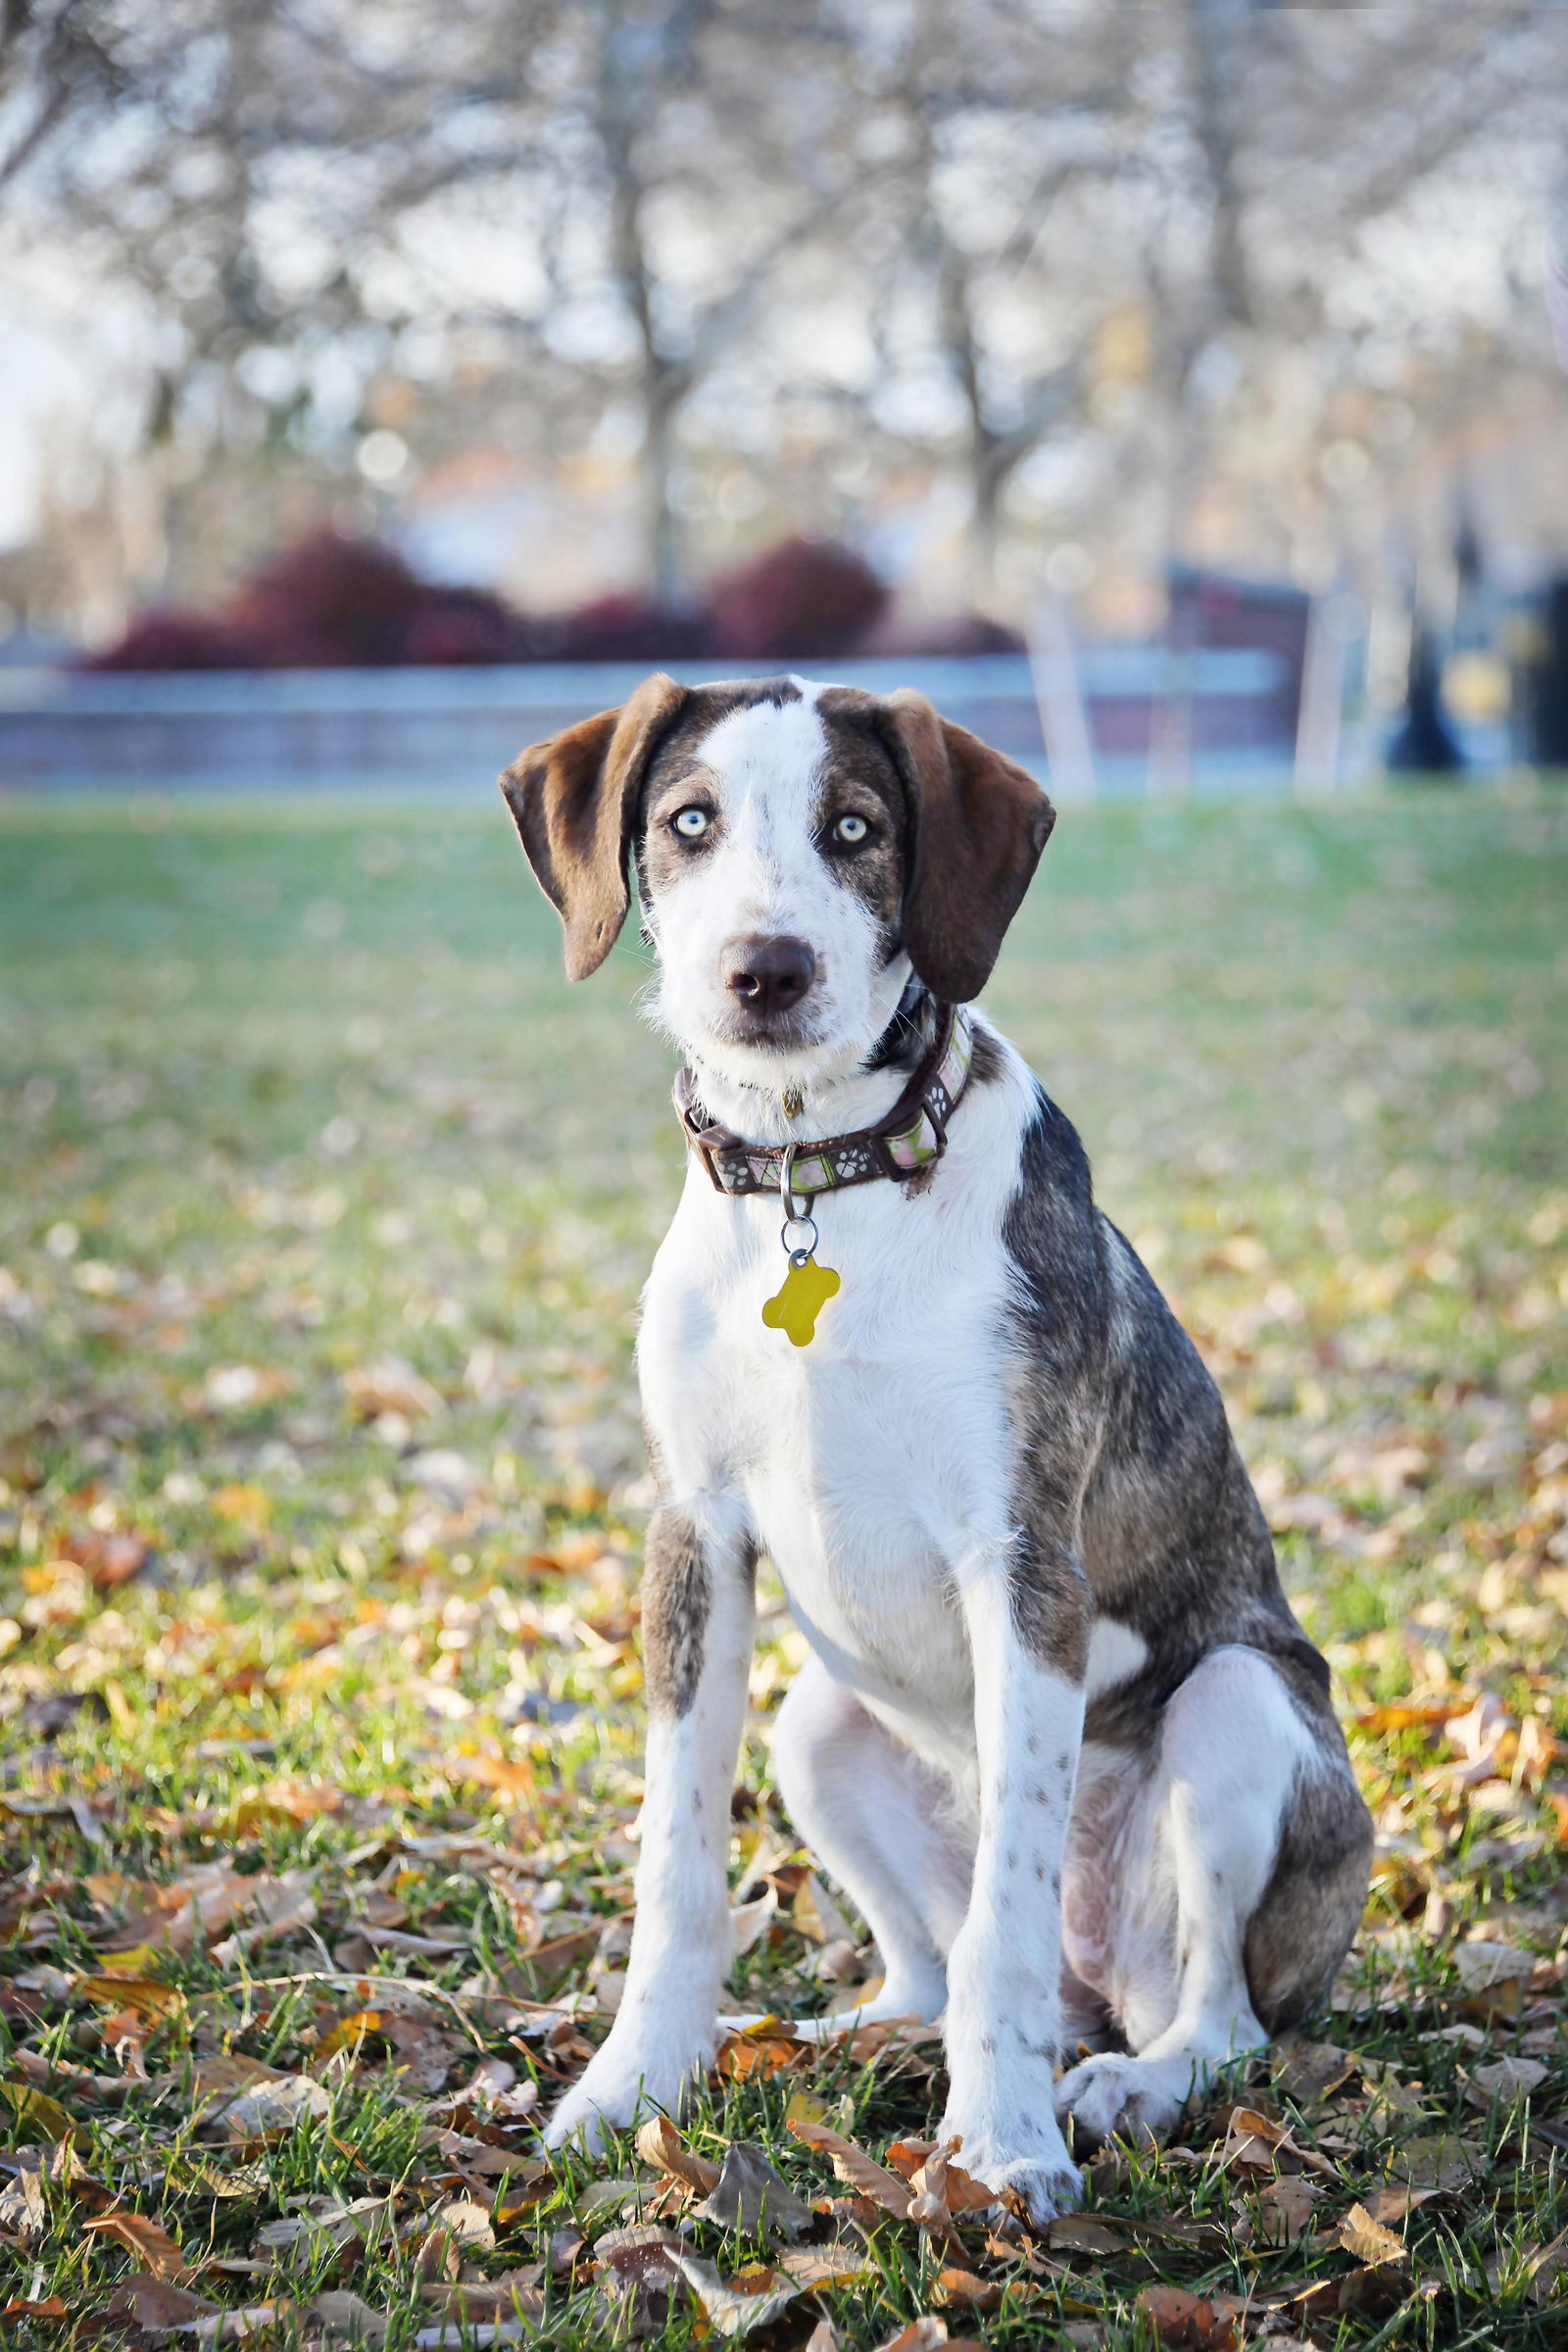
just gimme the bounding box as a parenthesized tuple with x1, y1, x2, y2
(675, 1004, 975, 1199)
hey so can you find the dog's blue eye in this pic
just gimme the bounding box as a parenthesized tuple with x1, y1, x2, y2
(672, 808, 710, 840)
(832, 813, 869, 845)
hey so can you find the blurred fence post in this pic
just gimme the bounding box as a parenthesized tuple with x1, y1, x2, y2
(1294, 591, 1361, 797)
(1028, 594, 1098, 803)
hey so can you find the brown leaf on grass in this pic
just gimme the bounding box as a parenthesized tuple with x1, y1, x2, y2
(635, 2113, 722, 2195)
(1048, 2215, 1142, 2257)
(0, 2082, 76, 2142)
(1392, 2133, 1486, 2192)
(490, 2160, 555, 2227)
(309, 2290, 392, 2343)
(1338, 2202, 1406, 2267)
(936, 2269, 1002, 2312)
(316, 2010, 390, 2065)
(208, 1480, 276, 1529)
(1468, 2054, 1547, 2106)
(729, 1885, 778, 1955)
(1360, 2185, 1438, 2228)
(255, 2196, 398, 2263)
(695, 2140, 813, 2240)
(186, 2055, 289, 2112)
(885, 2137, 937, 2181)
(787, 2115, 912, 2217)
(0, 2163, 47, 2243)
(715, 2018, 808, 2082)
(96, 1860, 249, 1958)
(775, 2242, 874, 2290)
(57, 1529, 152, 1592)
(877, 2322, 951, 2352)
(1136, 2285, 1239, 2349)
(444, 1751, 536, 1804)
(911, 2136, 996, 2216)
(418, 2271, 545, 2321)
(1528, 2224, 1568, 2307)
(669, 2252, 802, 2338)
(1258, 2177, 1319, 2245)
(99, 2275, 219, 2331)
(3, 2297, 69, 2320)
(1212, 2102, 1339, 2180)
(1353, 1701, 1463, 1736)
(76, 1973, 184, 2022)
(227, 1784, 342, 1838)
(594, 2222, 693, 2331)
(1272, 2038, 1356, 2104)
(211, 2072, 332, 2138)
(343, 1359, 442, 1421)
(83, 2207, 189, 2280)
(1516, 1715, 1558, 1788)
(1453, 1941, 1536, 1994)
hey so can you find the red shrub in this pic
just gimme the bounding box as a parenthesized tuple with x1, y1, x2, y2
(708, 536, 889, 661)
(400, 586, 535, 665)
(226, 529, 425, 666)
(537, 591, 712, 664)
(860, 607, 1026, 658)
(82, 610, 260, 671)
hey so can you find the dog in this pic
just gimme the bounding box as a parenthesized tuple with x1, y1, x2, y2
(499, 671, 1371, 2222)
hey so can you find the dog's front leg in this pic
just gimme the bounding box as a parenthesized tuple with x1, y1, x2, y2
(544, 1497, 755, 2152)
(939, 1536, 1089, 2224)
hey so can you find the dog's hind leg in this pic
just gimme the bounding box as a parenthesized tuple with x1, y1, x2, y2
(766, 1654, 973, 2034)
(1055, 1646, 1369, 2148)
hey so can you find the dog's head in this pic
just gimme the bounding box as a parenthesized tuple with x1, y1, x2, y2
(501, 673, 1053, 1090)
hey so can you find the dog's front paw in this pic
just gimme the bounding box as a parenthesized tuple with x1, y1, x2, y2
(543, 2032, 710, 2155)
(938, 2106, 1082, 2230)
(1054, 2050, 1195, 2149)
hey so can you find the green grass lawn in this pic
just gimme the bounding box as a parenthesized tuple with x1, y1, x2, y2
(1, 783, 1566, 2349)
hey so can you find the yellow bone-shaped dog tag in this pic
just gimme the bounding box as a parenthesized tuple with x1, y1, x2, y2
(761, 1254, 841, 1347)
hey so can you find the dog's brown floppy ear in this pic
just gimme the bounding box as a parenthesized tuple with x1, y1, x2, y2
(499, 671, 687, 979)
(881, 689, 1054, 1003)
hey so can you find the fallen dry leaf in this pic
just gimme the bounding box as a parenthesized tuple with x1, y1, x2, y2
(729, 1885, 778, 1955)
(670, 2251, 802, 2338)
(877, 2322, 951, 2352)
(83, 2207, 189, 2280)
(343, 1358, 442, 1420)
(715, 2018, 808, 2082)
(1136, 2284, 1239, 2349)
(99, 2275, 219, 2332)
(1360, 2185, 1438, 2228)
(788, 2116, 912, 2217)
(1468, 2054, 1547, 2104)
(212, 2072, 331, 2137)
(775, 2242, 873, 2291)
(694, 2139, 813, 2239)
(1338, 2201, 1406, 2268)
(1272, 2038, 1356, 2104)
(310, 2289, 392, 2343)
(635, 2112, 721, 2194)
(1528, 2223, 1568, 2307)
(1393, 2133, 1486, 2192)
(936, 2268, 1002, 2312)
(1258, 2176, 1319, 2245)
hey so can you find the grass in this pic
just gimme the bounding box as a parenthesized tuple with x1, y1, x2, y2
(0, 780, 1566, 2349)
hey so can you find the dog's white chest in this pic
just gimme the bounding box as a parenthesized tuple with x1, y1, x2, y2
(639, 1056, 1037, 1760)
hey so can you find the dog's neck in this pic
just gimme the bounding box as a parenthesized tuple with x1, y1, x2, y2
(681, 977, 942, 1149)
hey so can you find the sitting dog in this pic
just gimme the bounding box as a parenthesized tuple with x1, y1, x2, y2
(500, 672, 1371, 2221)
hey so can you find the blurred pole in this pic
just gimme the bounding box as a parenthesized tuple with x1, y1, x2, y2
(1029, 593, 1098, 803)
(1294, 591, 1359, 798)
(1149, 576, 1197, 804)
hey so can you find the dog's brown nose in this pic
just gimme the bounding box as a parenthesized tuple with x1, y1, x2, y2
(723, 934, 816, 1018)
